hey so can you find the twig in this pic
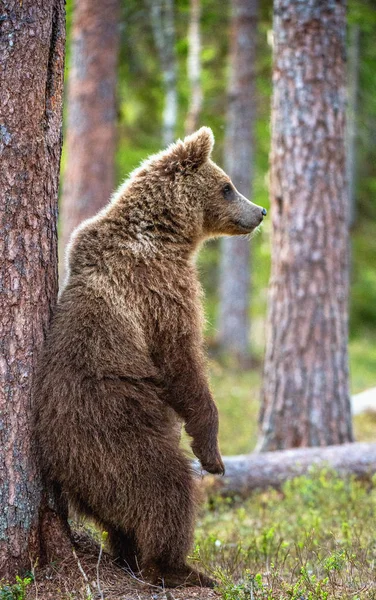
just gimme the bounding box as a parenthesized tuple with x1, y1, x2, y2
(121, 560, 163, 592)
(72, 547, 93, 598)
(96, 540, 104, 600)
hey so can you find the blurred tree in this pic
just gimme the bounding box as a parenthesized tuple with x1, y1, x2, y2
(0, 0, 69, 577)
(146, 0, 178, 145)
(60, 0, 120, 280)
(185, 0, 203, 134)
(348, 1, 376, 337)
(258, 0, 353, 451)
(218, 0, 258, 366)
(346, 23, 360, 227)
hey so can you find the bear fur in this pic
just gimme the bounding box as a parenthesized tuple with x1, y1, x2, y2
(33, 127, 265, 587)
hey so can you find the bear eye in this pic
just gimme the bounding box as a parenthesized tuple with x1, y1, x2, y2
(222, 183, 234, 199)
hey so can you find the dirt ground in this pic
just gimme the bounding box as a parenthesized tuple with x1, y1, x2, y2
(26, 534, 219, 600)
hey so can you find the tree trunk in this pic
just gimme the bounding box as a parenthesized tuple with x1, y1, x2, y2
(60, 0, 120, 281)
(258, 0, 352, 452)
(185, 0, 203, 135)
(346, 24, 360, 228)
(201, 443, 376, 497)
(0, 0, 68, 578)
(147, 0, 178, 146)
(218, 0, 258, 366)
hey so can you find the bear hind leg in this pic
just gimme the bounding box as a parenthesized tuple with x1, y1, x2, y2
(68, 494, 140, 574)
(133, 447, 215, 588)
(106, 525, 140, 574)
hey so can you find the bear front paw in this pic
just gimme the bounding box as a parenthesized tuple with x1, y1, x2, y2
(193, 443, 225, 476)
(201, 453, 225, 476)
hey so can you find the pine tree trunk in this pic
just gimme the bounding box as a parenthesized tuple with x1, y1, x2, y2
(147, 0, 178, 146)
(185, 0, 203, 135)
(60, 0, 120, 280)
(0, 0, 68, 578)
(258, 0, 352, 452)
(218, 0, 258, 366)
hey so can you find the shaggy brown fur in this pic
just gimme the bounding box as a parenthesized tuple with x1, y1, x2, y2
(33, 127, 266, 588)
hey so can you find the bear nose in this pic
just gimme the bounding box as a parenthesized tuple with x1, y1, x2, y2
(262, 208, 267, 216)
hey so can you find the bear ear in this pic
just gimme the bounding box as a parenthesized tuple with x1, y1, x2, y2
(181, 126, 215, 169)
(158, 127, 214, 177)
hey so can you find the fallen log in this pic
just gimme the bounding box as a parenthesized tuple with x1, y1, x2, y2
(352, 387, 376, 415)
(199, 442, 376, 497)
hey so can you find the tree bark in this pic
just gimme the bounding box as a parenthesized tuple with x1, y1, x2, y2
(0, 0, 68, 578)
(218, 0, 258, 366)
(147, 0, 178, 146)
(185, 0, 203, 135)
(258, 0, 352, 451)
(60, 0, 120, 281)
(201, 443, 376, 497)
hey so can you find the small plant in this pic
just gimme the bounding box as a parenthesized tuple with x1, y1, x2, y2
(216, 568, 269, 600)
(0, 576, 32, 600)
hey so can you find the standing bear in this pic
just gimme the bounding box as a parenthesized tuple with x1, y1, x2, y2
(33, 127, 266, 588)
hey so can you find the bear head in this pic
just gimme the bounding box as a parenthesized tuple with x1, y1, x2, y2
(65, 128, 267, 281)
(119, 127, 266, 247)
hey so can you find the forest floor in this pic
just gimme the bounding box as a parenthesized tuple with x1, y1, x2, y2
(25, 535, 219, 600)
(23, 469, 376, 599)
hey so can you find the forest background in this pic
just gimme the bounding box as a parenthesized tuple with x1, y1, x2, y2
(2, 0, 376, 596)
(62, 0, 376, 455)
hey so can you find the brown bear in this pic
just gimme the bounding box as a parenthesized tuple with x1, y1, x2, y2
(33, 127, 266, 588)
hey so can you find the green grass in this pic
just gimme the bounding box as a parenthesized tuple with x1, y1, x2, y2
(210, 361, 261, 455)
(196, 338, 376, 599)
(208, 336, 376, 455)
(349, 336, 376, 395)
(194, 470, 376, 599)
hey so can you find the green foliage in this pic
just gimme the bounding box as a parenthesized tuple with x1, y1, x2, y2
(215, 570, 268, 600)
(209, 361, 261, 454)
(194, 470, 376, 599)
(0, 576, 32, 600)
(347, 1, 376, 335)
(350, 222, 376, 336)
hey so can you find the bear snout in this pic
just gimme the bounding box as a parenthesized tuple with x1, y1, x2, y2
(258, 207, 267, 223)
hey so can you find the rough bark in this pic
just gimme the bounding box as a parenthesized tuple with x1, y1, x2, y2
(346, 24, 359, 228)
(60, 0, 120, 280)
(258, 0, 352, 451)
(201, 443, 376, 497)
(218, 0, 258, 366)
(185, 0, 203, 135)
(0, 0, 68, 578)
(147, 0, 178, 146)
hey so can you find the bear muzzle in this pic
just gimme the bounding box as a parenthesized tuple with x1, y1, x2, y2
(232, 197, 267, 233)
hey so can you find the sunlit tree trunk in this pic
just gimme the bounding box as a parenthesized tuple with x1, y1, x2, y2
(185, 0, 203, 135)
(60, 0, 120, 280)
(218, 0, 258, 366)
(0, 0, 68, 578)
(258, 0, 352, 452)
(147, 0, 178, 145)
